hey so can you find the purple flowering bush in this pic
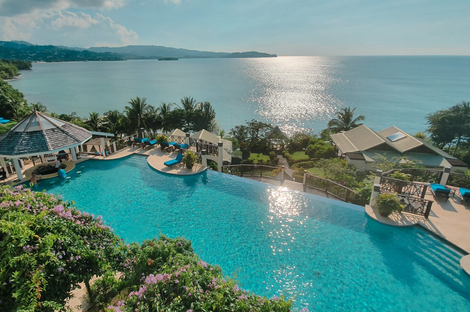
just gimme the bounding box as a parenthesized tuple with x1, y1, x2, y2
(104, 236, 292, 312)
(0, 185, 125, 311)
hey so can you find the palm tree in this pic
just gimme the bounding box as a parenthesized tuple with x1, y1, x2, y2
(327, 107, 365, 134)
(87, 112, 101, 131)
(192, 101, 217, 132)
(104, 110, 124, 137)
(125, 97, 150, 137)
(11, 102, 31, 122)
(180, 96, 197, 112)
(29, 102, 48, 113)
(180, 96, 197, 131)
(158, 102, 175, 133)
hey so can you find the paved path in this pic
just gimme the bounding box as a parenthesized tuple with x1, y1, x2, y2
(277, 155, 295, 180)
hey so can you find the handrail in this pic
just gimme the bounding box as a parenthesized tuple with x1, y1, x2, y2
(304, 172, 361, 204)
(380, 176, 428, 198)
(223, 164, 281, 170)
(222, 164, 284, 182)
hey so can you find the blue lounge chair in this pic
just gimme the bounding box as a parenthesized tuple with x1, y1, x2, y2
(164, 153, 184, 167)
(429, 183, 451, 201)
(459, 188, 470, 203)
(173, 143, 189, 152)
(160, 141, 170, 151)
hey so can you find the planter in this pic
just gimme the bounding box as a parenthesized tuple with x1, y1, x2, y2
(378, 210, 391, 217)
(186, 163, 194, 170)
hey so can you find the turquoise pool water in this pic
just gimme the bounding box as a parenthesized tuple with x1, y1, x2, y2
(36, 156, 470, 311)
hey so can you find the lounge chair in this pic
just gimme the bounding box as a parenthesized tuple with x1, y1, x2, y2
(459, 188, 470, 203)
(174, 143, 188, 151)
(164, 153, 184, 168)
(133, 138, 142, 147)
(143, 139, 157, 148)
(160, 142, 170, 151)
(429, 183, 451, 201)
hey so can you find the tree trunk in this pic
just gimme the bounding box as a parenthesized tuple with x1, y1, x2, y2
(84, 279, 94, 302)
(453, 136, 461, 156)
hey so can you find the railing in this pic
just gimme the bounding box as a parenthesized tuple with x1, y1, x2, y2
(195, 142, 218, 157)
(168, 135, 186, 144)
(222, 164, 283, 182)
(380, 176, 428, 198)
(447, 172, 470, 189)
(382, 167, 442, 184)
(305, 173, 362, 204)
(397, 194, 433, 218)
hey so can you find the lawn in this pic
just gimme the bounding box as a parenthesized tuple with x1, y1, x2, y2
(291, 151, 309, 161)
(306, 167, 325, 177)
(249, 153, 270, 163)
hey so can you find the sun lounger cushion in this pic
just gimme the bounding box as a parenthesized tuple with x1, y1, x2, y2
(179, 143, 188, 149)
(164, 154, 184, 167)
(148, 139, 157, 146)
(460, 188, 470, 198)
(429, 183, 450, 193)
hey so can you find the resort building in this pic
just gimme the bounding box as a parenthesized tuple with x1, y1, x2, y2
(330, 125, 468, 171)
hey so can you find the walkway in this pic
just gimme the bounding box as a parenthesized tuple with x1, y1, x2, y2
(105, 145, 206, 175)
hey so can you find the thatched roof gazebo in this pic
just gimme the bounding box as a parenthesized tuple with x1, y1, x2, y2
(0, 111, 92, 180)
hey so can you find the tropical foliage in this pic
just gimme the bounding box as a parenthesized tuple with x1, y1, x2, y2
(327, 106, 365, 134)
(426, 101, 470, 155)
(0, 185, 124, 311)
(101, 236, 293, 312)
(0, 186, 294, 311)
(182, 151, 198, 169)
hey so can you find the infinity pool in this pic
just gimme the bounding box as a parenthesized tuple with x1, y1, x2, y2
(36, 155, 470, 311)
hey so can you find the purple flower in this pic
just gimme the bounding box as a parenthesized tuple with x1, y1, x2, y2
(58, 268, 63, 272)
(233, 284, 240, 292)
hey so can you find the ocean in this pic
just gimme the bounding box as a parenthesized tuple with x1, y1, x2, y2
(9, 56, 470, 135)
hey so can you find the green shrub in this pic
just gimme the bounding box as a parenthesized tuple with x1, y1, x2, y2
(156, 134, 168, 145)
(106, 236, 293, 312)
(305, 142, 336, 159)
(182, 151, 198, 169)
(207, 159, 219, 171)
(390, 171, 411, 181)
(292, 161, 315, 170)
(376, 193, 404, 217)
(269, 151, 279, 165)
(0, 185, 124, 311)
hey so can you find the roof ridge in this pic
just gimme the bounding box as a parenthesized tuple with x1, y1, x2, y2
(341, 132, 358, 152)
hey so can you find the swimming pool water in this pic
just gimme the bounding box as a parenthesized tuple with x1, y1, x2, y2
(37, 156, 470, 311)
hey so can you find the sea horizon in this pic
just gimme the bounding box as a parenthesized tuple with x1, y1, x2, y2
(9, 55, 470, 135)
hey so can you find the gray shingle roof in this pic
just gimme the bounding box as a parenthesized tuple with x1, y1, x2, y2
(0, 112, 91, 157)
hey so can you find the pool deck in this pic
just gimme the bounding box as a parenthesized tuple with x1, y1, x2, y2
(104, 145, 206, 175)
(366, 186, 470, 275)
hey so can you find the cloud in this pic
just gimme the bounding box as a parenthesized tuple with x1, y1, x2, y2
(0, 10, 138, 47)
(162, 0, 181, 4)
(0, 0, 125, 17)
(51, 12, 98, 29)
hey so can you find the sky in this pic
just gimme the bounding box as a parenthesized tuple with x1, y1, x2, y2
(0, 0, 469, 56)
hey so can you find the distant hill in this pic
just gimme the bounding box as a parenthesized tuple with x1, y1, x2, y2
(0, 41, 125, 62)
(87, 45, 277, 59)
(0, 41, 277, 62)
